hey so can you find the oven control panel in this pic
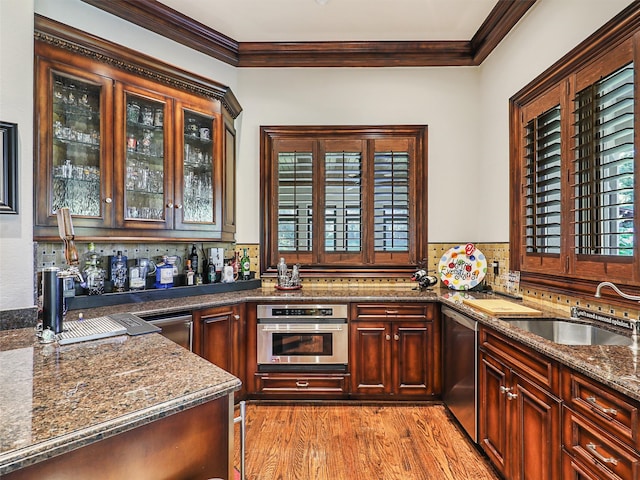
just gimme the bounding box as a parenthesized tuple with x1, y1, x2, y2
(257, 304, 348, 319)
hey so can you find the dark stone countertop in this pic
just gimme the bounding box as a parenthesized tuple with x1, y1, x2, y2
(0, 328, 241, 475)
(4, 284, 640, 475)
(71, 285, 640, 402)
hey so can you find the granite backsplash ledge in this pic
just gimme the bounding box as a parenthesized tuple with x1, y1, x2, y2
(0, 307, 38, 331)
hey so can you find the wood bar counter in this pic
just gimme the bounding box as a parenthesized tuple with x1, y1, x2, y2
(0, 328, 241, 479)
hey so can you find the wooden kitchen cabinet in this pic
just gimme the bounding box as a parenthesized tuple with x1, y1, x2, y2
(34, 18, 240, 242)
(193, 304, 246, 400)
(478, 326, 561, 480)
(561, 368, 640, 480)
(349, 303, 439, 398)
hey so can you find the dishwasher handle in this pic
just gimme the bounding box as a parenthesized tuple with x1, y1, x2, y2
(442, 307, 478, 331)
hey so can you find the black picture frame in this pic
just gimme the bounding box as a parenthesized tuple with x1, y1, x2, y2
(0, 121, 18, 214)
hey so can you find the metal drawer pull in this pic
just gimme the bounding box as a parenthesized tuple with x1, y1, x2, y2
(586, 396, 618, 416)
(499, 386, 512, 394)
(506, 392, 518, 400)
(385, 310, 399, 315)
(586, 443, 618, 466)
(296, 381, 309, 388)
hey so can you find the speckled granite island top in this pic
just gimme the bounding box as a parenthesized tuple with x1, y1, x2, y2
(0, 328, 241, 475)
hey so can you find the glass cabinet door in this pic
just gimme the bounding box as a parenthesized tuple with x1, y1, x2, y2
(177, 109, 215, 227)
(123, 92, 167, 225)
(49, 72, 106, 222)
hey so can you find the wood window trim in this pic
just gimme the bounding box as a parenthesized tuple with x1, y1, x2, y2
(509, 3, 640, 307)
(260, 125, 428, 278)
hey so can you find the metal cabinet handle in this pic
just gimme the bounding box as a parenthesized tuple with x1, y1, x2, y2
(386, 334, 391, 341)
(296, 381, 309, 388)
(234, 315, 240, 320)
(586, 396, 618, 416)
(499, 386, 512, 394)
(385, 310, 399, 315)
(394, 334, 400, 341)
(104, 197, 112, 204)
(586, 443, 618, 465)
(506, 392, 518, 400)
(166, 202, 174, 208)
(174, 204, 183, 209)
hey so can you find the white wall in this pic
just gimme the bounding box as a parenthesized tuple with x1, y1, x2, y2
(235, 66, 482, 243)
(0, 0, 35, 310)
(476, 0, 635, 242)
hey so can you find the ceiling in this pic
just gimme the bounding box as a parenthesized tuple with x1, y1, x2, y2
(156, 0, 500, 43)
(79, 0, 538, 67)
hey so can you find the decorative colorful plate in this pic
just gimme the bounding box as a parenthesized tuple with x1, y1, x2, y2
(438, 243, 487, 290)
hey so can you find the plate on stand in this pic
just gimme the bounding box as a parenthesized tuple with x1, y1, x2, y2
(438, 243, 487, 290)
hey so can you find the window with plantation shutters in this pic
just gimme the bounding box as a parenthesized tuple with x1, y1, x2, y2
(573, 63, 634, 257)
(511, 26, 640, 300)
(374, 150, 409, 252)
(261, 126, 427, 276)
(277, 151, 313, 252)
(523, 105, 562, 255)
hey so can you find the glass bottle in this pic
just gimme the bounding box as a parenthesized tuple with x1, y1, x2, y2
(82, 243, 105, 295)
(111, 250, 128, 292)
(189, 244, 199, 275)
(241, 248, 251, 281)
(185, 259, 194, 286)
(207, 256, 216, 284)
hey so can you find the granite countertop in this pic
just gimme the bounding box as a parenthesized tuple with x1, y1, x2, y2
(69, 285, 640, 403)
(4, 285, 640, 474)
(0, 328, 241, 475)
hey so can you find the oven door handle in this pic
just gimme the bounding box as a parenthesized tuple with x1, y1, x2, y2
(260, 324, 345, 332)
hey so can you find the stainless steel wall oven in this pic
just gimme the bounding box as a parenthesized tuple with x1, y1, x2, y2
(256, 304, 348, 372)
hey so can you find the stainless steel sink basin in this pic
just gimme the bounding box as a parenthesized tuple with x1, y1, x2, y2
(500, 318, 633, 346)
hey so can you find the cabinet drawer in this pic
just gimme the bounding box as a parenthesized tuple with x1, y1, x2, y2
(479, 326, 558, 394)
(563, 448, 616, 480)
(351, 303, 435, 321)
(563, 405, 640, 480)
(561, 368, 639, 451)
(255, 374, 349, 395)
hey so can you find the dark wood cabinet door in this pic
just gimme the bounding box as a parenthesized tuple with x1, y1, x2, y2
(479, 352, 509, 477)
(350, 321, 391, 395)
(393, 322, 432, 396)
(194, 306, 234, 371)
(512, 372, 561, 480)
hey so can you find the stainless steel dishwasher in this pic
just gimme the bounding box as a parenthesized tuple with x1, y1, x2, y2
(442, 306, 478, 442)
(139, 311, 193, 351)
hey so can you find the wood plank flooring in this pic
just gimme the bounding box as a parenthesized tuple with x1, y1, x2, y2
(233, 403, 499, 480)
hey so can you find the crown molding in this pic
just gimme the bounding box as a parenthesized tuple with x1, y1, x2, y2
(79, 0, 536, 68)
(35, 15, 242, 118)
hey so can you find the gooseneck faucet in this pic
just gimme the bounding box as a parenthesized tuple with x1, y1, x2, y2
(594, 281, 640, 302)
(595, 282, 640, 350)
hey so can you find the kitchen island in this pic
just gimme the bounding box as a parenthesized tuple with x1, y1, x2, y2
(0, 327, 241, 479)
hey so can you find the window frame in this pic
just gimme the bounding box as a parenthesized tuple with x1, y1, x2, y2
(509, 3, 640, 305)
(260, 125, 428, 277)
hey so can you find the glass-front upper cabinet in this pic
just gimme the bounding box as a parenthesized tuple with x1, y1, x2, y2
(123, 92, 167, 224)
(174, 97, 219, 232)
(35, 61, 114, 229)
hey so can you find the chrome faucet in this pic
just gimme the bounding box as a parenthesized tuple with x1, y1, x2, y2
(595, 282, 640, 350)
(594, 281, 640, 302)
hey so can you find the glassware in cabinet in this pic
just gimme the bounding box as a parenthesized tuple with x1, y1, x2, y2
(51, 73, 102, 217)
(123, 93, 167, 222)
(182, 110, 214, 224)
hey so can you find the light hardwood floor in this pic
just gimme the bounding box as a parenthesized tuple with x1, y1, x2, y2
(233, 403, 499, 480)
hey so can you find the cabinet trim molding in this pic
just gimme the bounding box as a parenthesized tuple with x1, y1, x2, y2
(35, 15, 242, 119)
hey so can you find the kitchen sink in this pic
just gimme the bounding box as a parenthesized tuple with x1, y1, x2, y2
(500, 318, 633, 346)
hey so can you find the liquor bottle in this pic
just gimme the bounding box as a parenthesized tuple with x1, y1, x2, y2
(207, 257, 216, 284)
(189, 244, 199, 275)
(185, 259, 195, 286)
(111, 251, 128, 292)
(82, 243, 105, 295)
(241, 248, 251, 281)
(155, 256, 174, 289)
